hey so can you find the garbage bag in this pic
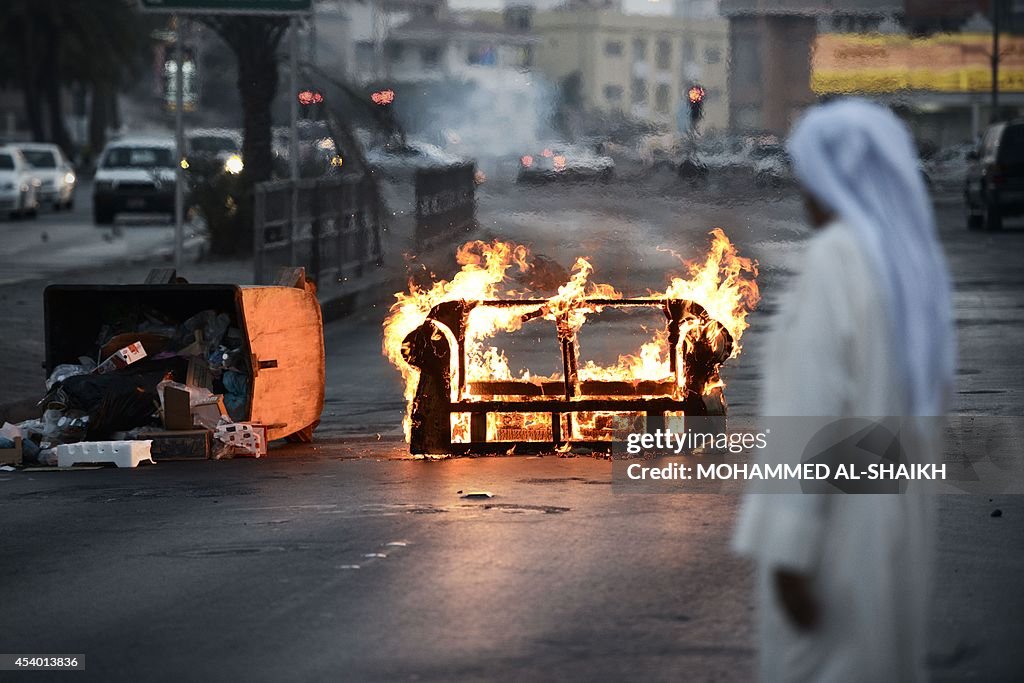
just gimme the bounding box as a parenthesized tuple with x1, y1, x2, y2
(179, 310, 230, 357)
(59, 370, 168, 439)
(46, 360, 97, 390)
(222, 370, 249, 421)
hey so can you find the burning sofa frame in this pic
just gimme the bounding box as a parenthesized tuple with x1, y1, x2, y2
(401, 297, 733, 455)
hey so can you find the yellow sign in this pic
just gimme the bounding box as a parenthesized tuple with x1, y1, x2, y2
(812, 33, 1024, 94)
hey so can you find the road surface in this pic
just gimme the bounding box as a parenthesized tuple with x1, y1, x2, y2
(0, 177, 1021, 681)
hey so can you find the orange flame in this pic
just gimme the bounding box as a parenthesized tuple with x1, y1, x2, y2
(382, 230, 759, 441)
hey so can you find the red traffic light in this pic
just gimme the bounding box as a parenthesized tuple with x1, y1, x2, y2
(371, 89, 395, 106)
(298, 90, 324, 105)
(687, 86, 705, 104)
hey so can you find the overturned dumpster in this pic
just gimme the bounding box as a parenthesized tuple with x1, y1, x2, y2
(37, 268, 324, 459)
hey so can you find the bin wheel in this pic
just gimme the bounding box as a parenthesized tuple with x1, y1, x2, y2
(285, 420, 319, 443)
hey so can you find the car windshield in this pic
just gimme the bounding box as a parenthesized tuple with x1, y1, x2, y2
(0, 153, 13, 170)
(22, 149, 57, 168)
(190, 136, 236, 154)
(103, 146, 173, 168)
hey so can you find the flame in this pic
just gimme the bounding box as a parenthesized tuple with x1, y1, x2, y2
(382, 230, 759, 442)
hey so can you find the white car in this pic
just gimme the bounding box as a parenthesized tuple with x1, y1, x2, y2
(0, 146, 40, 219)
(17, 142, 76, 210)
(93, 136, 176, 224)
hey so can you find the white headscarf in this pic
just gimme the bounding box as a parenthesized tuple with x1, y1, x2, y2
(786, 98, 956, 416)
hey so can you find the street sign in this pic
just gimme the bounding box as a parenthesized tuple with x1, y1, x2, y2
(139, 0, 311, 14)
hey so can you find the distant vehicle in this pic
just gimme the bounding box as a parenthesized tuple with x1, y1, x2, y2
(517, 144, 614, 183)
(185, 128, 243, 175)
(93, 136, 176, 225)
(16, 142, 76, 210)
(750, 142, 791, 187)
(965, 121, 1024, 230)
(0, 145, 40, 219)
(366, 140, 465, 178)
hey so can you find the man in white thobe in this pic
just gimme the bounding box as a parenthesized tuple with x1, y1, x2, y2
(733, 100, 956, 682)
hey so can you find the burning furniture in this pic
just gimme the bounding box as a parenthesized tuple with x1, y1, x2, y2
(384, 230, 759, 456)
(401, 297, 733, 454)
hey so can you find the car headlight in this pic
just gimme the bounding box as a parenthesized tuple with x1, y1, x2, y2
(224, 154, 243, 174)
(64, 171, 76, 185)
(20, 184, 29, 192)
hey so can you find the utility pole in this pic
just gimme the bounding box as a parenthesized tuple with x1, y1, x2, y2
(992, 0, 1001, 123)
(174, 15, 185, 271)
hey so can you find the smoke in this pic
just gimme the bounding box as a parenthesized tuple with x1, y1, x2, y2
(395, 70, 560, 171)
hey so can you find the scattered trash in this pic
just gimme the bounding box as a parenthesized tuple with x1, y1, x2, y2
(213, 422, 266, 458)
(460, 491, 494, 499)
(94, 341, 148, 375)
(991, 509, 1003, 518)
(0, 434, 22, 467)
(45, 359, 96, 390)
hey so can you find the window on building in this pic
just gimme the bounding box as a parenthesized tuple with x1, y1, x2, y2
(604, 84, 623, 102)
(421, 46, 440, 69)
(704, 46, 721, 64)
(656, 39, 671, 70)
(605, 40, 623, 57)
(631, 77, 647, 104)
(632, 38, 647, 62)
(468, 43, 498, 66)
(683, 38, 695, 62)
(655, 84, 670, 113)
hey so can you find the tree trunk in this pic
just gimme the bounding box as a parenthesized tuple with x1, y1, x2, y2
(40, 17, 72, 154)
(88, 81, 109, 162)
(17, 11, 45, 141)
(236, 43, 279, 189)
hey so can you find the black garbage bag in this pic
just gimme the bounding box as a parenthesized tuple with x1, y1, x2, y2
(56, 357, 187, 439)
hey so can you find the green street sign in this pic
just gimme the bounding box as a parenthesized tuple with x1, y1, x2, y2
(139, 0, 311, 14)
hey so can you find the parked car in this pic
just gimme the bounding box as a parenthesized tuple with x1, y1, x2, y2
(517, 144, 614, 183)
(965, 121, 1024, 230)
(17, 142, 76, 210)
(93, 136, 176, 225)
(366, 140, 465, 177)
(0, 145, 40, 219)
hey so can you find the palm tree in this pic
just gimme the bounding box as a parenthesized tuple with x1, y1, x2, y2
(199, 15, 289, 188)
(0, 0, 148, 156)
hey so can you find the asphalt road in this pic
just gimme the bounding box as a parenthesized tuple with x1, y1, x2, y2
(1, 177, 1022, 681)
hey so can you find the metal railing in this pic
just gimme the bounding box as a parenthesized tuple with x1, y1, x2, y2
(414, 162, 477, 248)
(253, 176, 384, 286)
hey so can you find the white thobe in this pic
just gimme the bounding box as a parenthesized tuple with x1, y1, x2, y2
(733, 220, 939, 682)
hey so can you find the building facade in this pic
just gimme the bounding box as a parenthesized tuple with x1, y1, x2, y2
(720, 0, 901, 133)
(532, 9, 730, 131)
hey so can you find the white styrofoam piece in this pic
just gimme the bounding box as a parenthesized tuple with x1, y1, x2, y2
(56, 440, 155, 468)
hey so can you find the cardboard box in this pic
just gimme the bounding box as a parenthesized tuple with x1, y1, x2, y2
(139, 429, 212, 460)
(0, 436, 22, 466)
(94, 342, 147, 375)
(163, 385, 227, 431)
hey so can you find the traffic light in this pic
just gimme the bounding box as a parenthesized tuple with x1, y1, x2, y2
(687, 85, 705, 129)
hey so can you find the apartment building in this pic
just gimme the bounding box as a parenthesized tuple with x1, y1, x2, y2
(532, 9, 730, 131)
